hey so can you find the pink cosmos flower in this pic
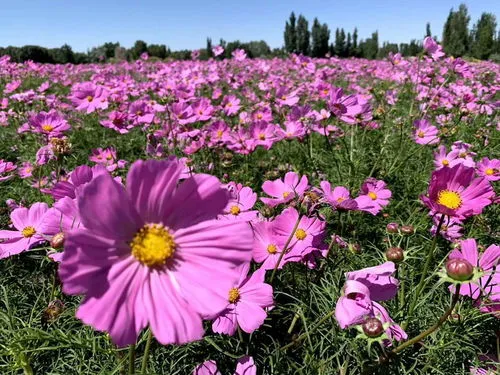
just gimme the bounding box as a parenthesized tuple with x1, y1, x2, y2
(220, 182, 258, 221)
(232, 49, 247, 61)
(212, 264, 273, 335)
(100, 111, 132, 134)
(29, 110, 70, 137)
(431, 214, 463, 241)
(434, 145, 461, 170)
(261, 172, 309, 207)
(346, 262, 399, 301)
(212, 45, 225, 57)
(51, 165, 110, 201)
(0, 203, 57, 258)
(355, 178, 391, 215)
(318, 182, 358, 211)
(250, 121, 276, 150)
(0, 160, 17, 182)
(413, 119, 439, 145)
(335, 280, 373, 329)
(423, 37, 445, 60)
(70, 82, 109, 113)
(18, 162, 34, 179)
(4, 80, 21, 94)
(222, 95, 241, 116)
(89, 147, 126, 172)
(251, 220, 285, 271)
(35, 145, 56, 166)
(477, 157, 499, 181)
(371, 302, 408, 343)
(421, 164, 494, 219)
(194, 356, 256, 375)
(448, 239, 499, 300)
(58, 159, 253, 346)
(273, 207, 326, 263)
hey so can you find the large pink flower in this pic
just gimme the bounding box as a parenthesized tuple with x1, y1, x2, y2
(421, 164, 494, 219)
(58, 159, 253, 346)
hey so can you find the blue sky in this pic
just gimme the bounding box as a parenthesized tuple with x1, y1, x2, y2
(1, 0, 498, 52)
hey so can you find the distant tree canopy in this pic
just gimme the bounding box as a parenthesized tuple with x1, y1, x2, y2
(0, 3, 498, 64)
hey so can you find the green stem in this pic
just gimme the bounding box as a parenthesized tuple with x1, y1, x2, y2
(270, 213, 303, 283)
(280, 310, 335, 351)
(406, 214, 445, 324)
(390, 285, 460, 356)
(140, 330, 153, 375)
(128, 344, 136, 375)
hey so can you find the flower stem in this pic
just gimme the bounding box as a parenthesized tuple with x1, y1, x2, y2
(280, 310, 335, 351)
(405, 214, 445, 325)
(390, 285, 460, 356)
(128, 344, 136, 375)
(270, 213, 303, 283)
(140, 330, 153, 374)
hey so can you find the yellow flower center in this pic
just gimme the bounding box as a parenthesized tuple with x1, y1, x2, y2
(228, 287, 240, 303)
(282, 191, 291, 199)
(368, 192, 378, 200)
(257, 113, 263, 120)
(337, 197, 346, 203)
(437, 190, 462, 210)
(295, 228, 307, 240)
(216, 130, 223, 138)
(22, 226, 36, 238)
(485, 168, 494, 176)
(42, 124, 54, 132)
(86, 96, 94, 102)
(258, 133, 266, 140)
(442, 159, 449, 166)
(417, 130, 425, 138)
(229, 205, 241, 216)
(281, 96, 287, 100)
(130, 224, 176, 267)
(267, 244, 277, 254)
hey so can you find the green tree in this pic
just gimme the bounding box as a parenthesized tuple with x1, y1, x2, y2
(284, 12, 297, 53)
(131, 40, 148, 59)
(471, 13, 497, 59)
(206, 38, 213, 58)
(346, 32, 352, 57)
(353, 27, 359, 56)
(426, 22, 432, 37)
(442, 4, 471, 57)
(148, 44, 167, 59)
(311, 18, 322, 57)
(296, 15, 310, 55)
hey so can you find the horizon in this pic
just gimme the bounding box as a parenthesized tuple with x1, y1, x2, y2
(1, 0, 499, 53)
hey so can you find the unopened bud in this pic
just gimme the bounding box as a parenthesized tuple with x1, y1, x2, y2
(401, 225, 414, 235)
(50, 232, 65, 249)
(386, 247, 404, 263)
(42, 300, 65, 324)
(349, 243, 362, 254)
(446, 258, 474, 281)
(386, 222, 399, 233)
(362, 317, 384, 338)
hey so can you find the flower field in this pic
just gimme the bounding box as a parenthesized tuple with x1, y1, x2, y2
(0, 40, 499, 374)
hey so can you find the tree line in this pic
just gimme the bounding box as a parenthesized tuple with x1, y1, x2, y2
(284, 4, 499, 60)
(0, 3, 498, 64)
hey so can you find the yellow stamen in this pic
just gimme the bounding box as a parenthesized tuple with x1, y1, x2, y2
(282, 191, 291, 199)
(22, 226, 36, 238)
(131, 224, 175, 267)
(42, 124, 54, 132)
(442, 159, 449, 166)
(86, 96, 93, 102)
(229, 205, 241, 216)
(267, 244, 277, 254)
(417, 130, 425, 138)
(368, 192, 378, 200)
(295, 228, 307, 240)
(258, 133, 266, 140)
(485, 168, 494, 176)
(228, 287, 240, 303)
(437, 190, 462, 210)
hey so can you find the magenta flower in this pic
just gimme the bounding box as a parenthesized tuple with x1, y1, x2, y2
(232, 49, 247, 61)
(58, 159, 253, 346)
(413, 119, 439, 145)
(421, 164, 494, 219)
(335, 280, 373, 329)
(371, 302, 407, 343)
(29, 110, 70, 137)
(477, 157, 499, 182)
(251, 220, 284, 271)
(346, 262, 399, 301)
(423, 37, 445, 60)
(0, 159, 17, 182)
(433, 145, 461, 170)
(89, 147, 126, 172)
(448, 239, 499, 300)
(0, 203, 57, 258)
(261, 172, 309, 207)
(212, 264, 273, 335)
(431, 214, 463, 241)
(100, 111, 132, 134)
(212, 45, 225, 57)
(51, 165, 109, 201)
(194, 356, 256, 375)
(355, 178, 391, 215)
(70, 82, 108, 113)
(35, 145, 56, 166)
(319, 182, 358, 211)
(220, 182, 258, 221)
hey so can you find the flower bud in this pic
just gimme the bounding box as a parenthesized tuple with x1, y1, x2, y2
(348, 243, 362, 254)
(446, 258, 474, 281)
(386, 247, 404, 263)
(42, 300, 65, 324)
(50, 232, 65, 249)
(362, 317, 384, 338)
(386, 222, 399, 233)
(401, 225, 414, 235)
